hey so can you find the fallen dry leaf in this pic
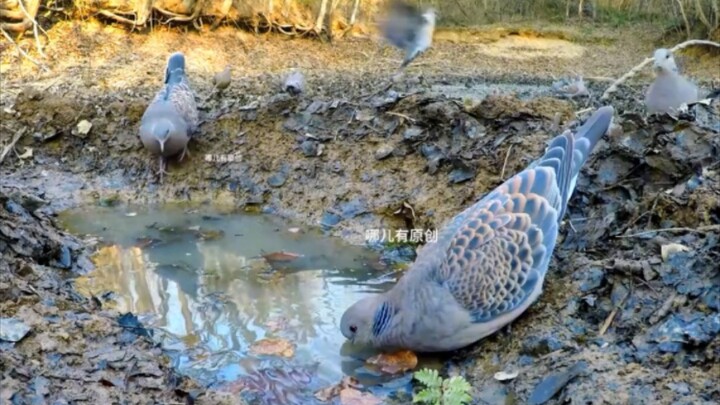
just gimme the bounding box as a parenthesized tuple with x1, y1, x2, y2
(262, 251, 304, 262)
(249, 337, 295, 358)
(314, 376, 361, 402)
(339, 387, 382, 405)
(366, 350, 418, 374)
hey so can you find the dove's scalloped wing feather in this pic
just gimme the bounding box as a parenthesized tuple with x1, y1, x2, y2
(409, 106, 613, 324)
(151, 78, 199, 135)
(436, 163, 562, 323)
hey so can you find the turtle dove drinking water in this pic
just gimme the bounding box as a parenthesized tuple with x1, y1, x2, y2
(340, 106, 614, 352)
(380, 0, 436, 69)
(645, 48, 699, 115)
(139, 52, 199, 181)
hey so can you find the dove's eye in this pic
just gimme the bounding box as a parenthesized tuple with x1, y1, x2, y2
(349, 325, 358, 333)
(666, 54, 670, 59)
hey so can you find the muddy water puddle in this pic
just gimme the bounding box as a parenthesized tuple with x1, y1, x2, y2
(59, 205, 434, 403)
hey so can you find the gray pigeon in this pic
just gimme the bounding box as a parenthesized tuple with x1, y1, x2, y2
(139, 52, 199, 181)
(340, 106, 614, 352)
(380, 0, 436, 69)
(645, 48, 699, 115)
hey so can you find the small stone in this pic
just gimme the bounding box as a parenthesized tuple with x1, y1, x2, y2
(267, 172, 287, 188)
(448, 168, 474, 184)
(403, 126, 424, 141)
(301, 140, 319, 157)
(0, 318, 31, 342)
(574, 267, 605, 292)
(375, 144, 394, 160)
(667, 382, 690, 395)
(321, 211, 342, 228)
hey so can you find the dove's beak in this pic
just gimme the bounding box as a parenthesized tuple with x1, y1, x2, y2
(158, 138, 165, 153)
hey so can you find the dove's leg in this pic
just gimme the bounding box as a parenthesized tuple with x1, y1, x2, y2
(178, 146, 190, 162)
(401, 48, 421, 69)
(158, 156, 168, 183)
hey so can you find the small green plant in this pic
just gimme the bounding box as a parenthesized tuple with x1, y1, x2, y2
(412, 368, 472, 405)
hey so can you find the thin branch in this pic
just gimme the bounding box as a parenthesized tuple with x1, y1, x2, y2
(98, 10, 138, 24)
(500, 144, 513, 180)
(616, 224, 720, 238)
(0, 27, 47, 69)
(314, 0, 328, 33)
(599, 286, 630, 336)
(694, 0, 713, 31)
(676, 0, 691, 39)
(0, 129, 26, 165)
(601, 39, 720, 100)
(17, 0, 45, 57)
(349, 0, 360, 25)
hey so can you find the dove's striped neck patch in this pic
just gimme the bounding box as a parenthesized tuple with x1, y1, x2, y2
(372, 302, 394, 337)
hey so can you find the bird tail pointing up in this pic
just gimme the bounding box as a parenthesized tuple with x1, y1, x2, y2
(535, 106, 614, 219)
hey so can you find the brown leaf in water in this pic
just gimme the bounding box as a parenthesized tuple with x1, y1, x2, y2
(134, 237, 159, 248)
(262, 251, 304, 262)
(314, 376, 361, 402)
(339, 387, 382, 405)
(249, 338, 295, 358)
(366, 350, 418, 374)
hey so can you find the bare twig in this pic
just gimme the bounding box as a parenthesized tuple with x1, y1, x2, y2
(649, 292, 678, 325)
(0, 27, 46, 70)
(675, 0, 691, 39)
(599, 286, 630, 336)
(314, 0, 328, 33)
(385, 111, 415, 122)
(349, 0, 360, 25)
(500, 144, 514, 180)
(694, 0, 713, 31)
(617, 224, 720, 238)
(0, 129, 26, 165)
(16, 0, 45, 57)
(601, 40, 720, 100)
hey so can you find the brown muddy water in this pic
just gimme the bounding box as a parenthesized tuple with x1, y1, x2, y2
(58, 205, 436, 403)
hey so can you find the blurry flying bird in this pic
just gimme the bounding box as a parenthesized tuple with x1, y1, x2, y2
(380, 0, 436, 70)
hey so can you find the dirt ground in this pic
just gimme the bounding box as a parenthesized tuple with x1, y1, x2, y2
(1, 19, 719, 404)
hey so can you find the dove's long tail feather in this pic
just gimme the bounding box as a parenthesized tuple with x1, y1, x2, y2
(535, 106, 614, 219)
